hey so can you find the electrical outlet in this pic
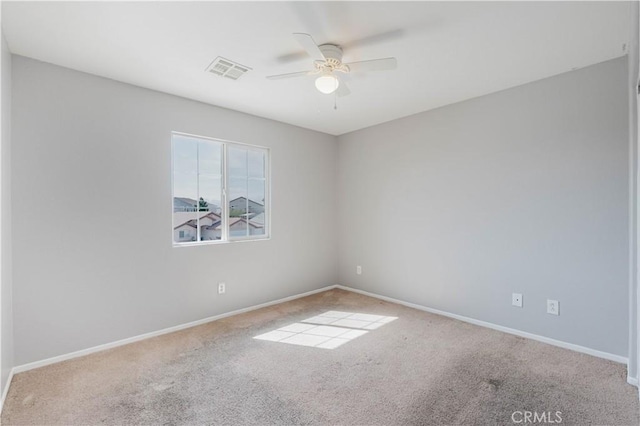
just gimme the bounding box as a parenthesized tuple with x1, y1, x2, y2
(356, 265, 362, 275)
(547, 299, 559, 315)
(218, 282, 226, 295)
(512, 293, 523, 308)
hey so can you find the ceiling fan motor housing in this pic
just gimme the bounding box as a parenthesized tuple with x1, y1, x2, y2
(319, 44, 343, 61)
(315, 44, 350, 73)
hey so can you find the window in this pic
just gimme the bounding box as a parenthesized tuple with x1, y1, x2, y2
(172, 133, 269, 245)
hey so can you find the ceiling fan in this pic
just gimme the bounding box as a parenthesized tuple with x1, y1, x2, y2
(267, 33, 397, 97)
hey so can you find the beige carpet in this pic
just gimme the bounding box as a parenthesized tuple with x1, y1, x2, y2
(2, 289, 638, 425)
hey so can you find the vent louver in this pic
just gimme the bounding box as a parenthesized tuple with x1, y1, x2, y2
(206, 57, 251, 80)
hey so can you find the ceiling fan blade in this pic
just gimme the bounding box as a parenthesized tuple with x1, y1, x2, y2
(266, 70, 312, 80)
(336, 80, 351, 97)
(293, 33, 326, 62)
(345, 57, 397, 73)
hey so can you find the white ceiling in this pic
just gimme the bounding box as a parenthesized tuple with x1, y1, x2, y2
(2, 1, 632, 136)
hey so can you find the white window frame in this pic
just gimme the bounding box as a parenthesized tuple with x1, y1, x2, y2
(171, 131, 271, 247)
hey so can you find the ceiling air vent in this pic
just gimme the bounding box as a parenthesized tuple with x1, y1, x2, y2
(206, 57, 251, 80)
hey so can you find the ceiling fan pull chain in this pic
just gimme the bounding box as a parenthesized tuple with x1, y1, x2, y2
(334, 90, 338, 110)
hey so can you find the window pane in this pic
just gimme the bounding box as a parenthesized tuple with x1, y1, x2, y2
(198, 140, 222, 176)
(173, 211, 198, 243)
(198, 175, 222, 214)
(229, 217, 248, 238)
(248, 150, 265, 179)
(173, 171, 198, 211)
(199, 175, 222, 241)
(173, 136, 198, 243)
(197, 140, 222, 241)
(229, 174, 249, 239)
(229, 175, 249, 238)
(228, 145, 250, 239)
(248, 178, 266, 236)
(228, 146, 248, 178)
(173, 136, 198, 176)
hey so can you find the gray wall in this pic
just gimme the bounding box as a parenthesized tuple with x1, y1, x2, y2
(338, 57, 629, 357)
(8, 53, 632, 365)
(11, 56, 338, 365)
(1, 33, 13, 391)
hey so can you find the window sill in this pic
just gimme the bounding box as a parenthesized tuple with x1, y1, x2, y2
(172, 236, 271, 248)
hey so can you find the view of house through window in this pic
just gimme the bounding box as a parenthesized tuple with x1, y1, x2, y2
(172, 133, 268, 245)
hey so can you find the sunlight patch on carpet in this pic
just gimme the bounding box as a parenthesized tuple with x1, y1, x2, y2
(253, 311, 397, 349)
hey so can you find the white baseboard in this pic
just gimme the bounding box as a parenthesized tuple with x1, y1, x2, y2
(0, 368, 15, 415)
(12, 285, 339, 375)
(628, 376, 639, 387)
(5, 282, 633, 406)
(336, 285, 629, 366)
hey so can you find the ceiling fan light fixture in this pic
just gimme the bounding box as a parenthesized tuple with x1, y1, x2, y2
(315, 73, 340, 94)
